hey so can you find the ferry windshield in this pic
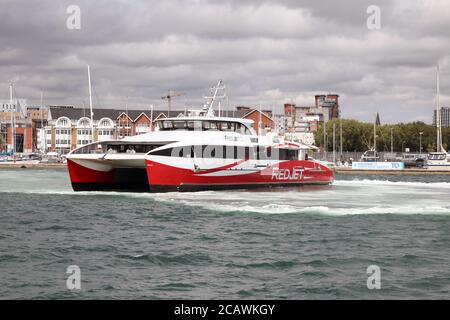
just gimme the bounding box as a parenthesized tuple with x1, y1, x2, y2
(150, 145, 299, 160)
(71, 142, 164, 154)
(158, 120, 253, 135)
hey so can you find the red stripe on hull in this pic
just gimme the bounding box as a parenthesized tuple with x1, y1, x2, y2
(145, 159, 333, 189)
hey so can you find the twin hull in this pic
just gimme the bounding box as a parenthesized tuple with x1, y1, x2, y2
(67, 157, 334, 192)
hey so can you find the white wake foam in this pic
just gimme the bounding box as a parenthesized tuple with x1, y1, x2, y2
(2, 178, 450, 216)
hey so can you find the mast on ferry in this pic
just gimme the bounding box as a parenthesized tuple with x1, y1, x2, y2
(203, 80, 226, 117)
(87, 65, 94, 143)
(373, 115, 377, 153)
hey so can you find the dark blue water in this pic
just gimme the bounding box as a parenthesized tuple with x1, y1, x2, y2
(0, 169, 449, 299)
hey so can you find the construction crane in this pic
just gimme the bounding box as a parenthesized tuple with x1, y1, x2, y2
(161, 90, 184, 113)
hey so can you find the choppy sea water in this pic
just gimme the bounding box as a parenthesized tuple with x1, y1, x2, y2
(0, 168, 449, 299)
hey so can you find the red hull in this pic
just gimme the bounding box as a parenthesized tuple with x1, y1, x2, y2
(145, 159, 333, 192)
(67, 158, 333, 192)
(67, 159, 149, 191)
(67, 159, 115, 183)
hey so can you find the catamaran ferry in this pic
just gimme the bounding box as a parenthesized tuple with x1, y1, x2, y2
(66, 82, 333, 192)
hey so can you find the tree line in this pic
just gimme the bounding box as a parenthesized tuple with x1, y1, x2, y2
(315, 118, 448, 153)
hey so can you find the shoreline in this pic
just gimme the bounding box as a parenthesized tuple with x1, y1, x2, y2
(335, 167, 450, 175)
(0, 163, 67, 169)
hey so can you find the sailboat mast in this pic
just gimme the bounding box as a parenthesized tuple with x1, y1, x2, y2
(333, 122, 336, 164)
(87, 65, 94, 142)
(10, 83, 14, 156)
(373, 114, 376, 152)
(340, 117, 343, 160)
(40, 92, 44, 153)
(150, 104, 154, 132)
(259, 103, 262, 135)
(436, 64, 442, 152)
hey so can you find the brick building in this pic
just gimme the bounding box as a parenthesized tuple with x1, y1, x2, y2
(273, 94, 340, 145)
(0, 112, 34, 153)
(39, 106, 275, 154)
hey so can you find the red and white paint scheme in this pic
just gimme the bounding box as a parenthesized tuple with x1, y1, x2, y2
(66, 81, 333, 192)
(66, 115, 333, 192)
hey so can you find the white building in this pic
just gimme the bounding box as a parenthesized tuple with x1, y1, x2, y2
(0, 99, 27, 116)
(289, 132, 316, 145)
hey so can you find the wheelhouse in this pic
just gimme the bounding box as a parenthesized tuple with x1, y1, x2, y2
(157, 118, 255, 135)
(148, 143, 306, 161)
(70, 141, 169, 155)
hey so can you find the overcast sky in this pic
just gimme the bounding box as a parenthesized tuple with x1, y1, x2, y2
(1, 0, 450, 123)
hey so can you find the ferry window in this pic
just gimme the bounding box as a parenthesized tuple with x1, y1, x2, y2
(187, 121, 195, 130)
(234, 123, 252, 135)
(194, 121, 202, 131)
(104, 144, 157, 154)
(200, 145, 252, 159)
(173, 121, 186, 130)
(279, 149, 298, 160)
(240, 147, 250, 159)
(219, 122, 234, 131)
(256, 146, 272, 160)
(151, 148, 173, 157)
(162, 121, 173, 129)
(235, 123, 243, 134)
(202, 121, 218, 131)
(203, 145, 219, 158)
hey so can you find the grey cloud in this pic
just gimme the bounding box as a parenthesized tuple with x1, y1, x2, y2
(1, 0, 450, 123)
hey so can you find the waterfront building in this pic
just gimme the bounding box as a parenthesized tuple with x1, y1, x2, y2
(273, 94, 340, 145)
(38, 105, 275, 154)
(280, 94, 340, 133)
(2, 94, 337, 154)
(0, 99, 27, 115)
(0, 112, 34, 153)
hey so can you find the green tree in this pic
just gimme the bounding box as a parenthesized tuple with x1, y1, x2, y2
(315, 119, 440, 152)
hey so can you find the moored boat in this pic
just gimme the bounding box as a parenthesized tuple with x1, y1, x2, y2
(426, 65, 450, 170)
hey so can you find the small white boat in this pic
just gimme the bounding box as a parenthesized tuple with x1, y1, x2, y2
(426, 152, 450, 170)
(0, 158, 40, 165)
(351, 116, 404, 170)
(40, 152, 61, 163)
(425, 65, 450, 170)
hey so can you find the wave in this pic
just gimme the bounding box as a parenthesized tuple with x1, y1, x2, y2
(2, 179, 450, 216)
(173, 203, 450, 216)
(2, 178, 450, 195)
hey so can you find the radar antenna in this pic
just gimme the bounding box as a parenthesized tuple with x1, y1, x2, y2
(202, 80, 227, 117)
